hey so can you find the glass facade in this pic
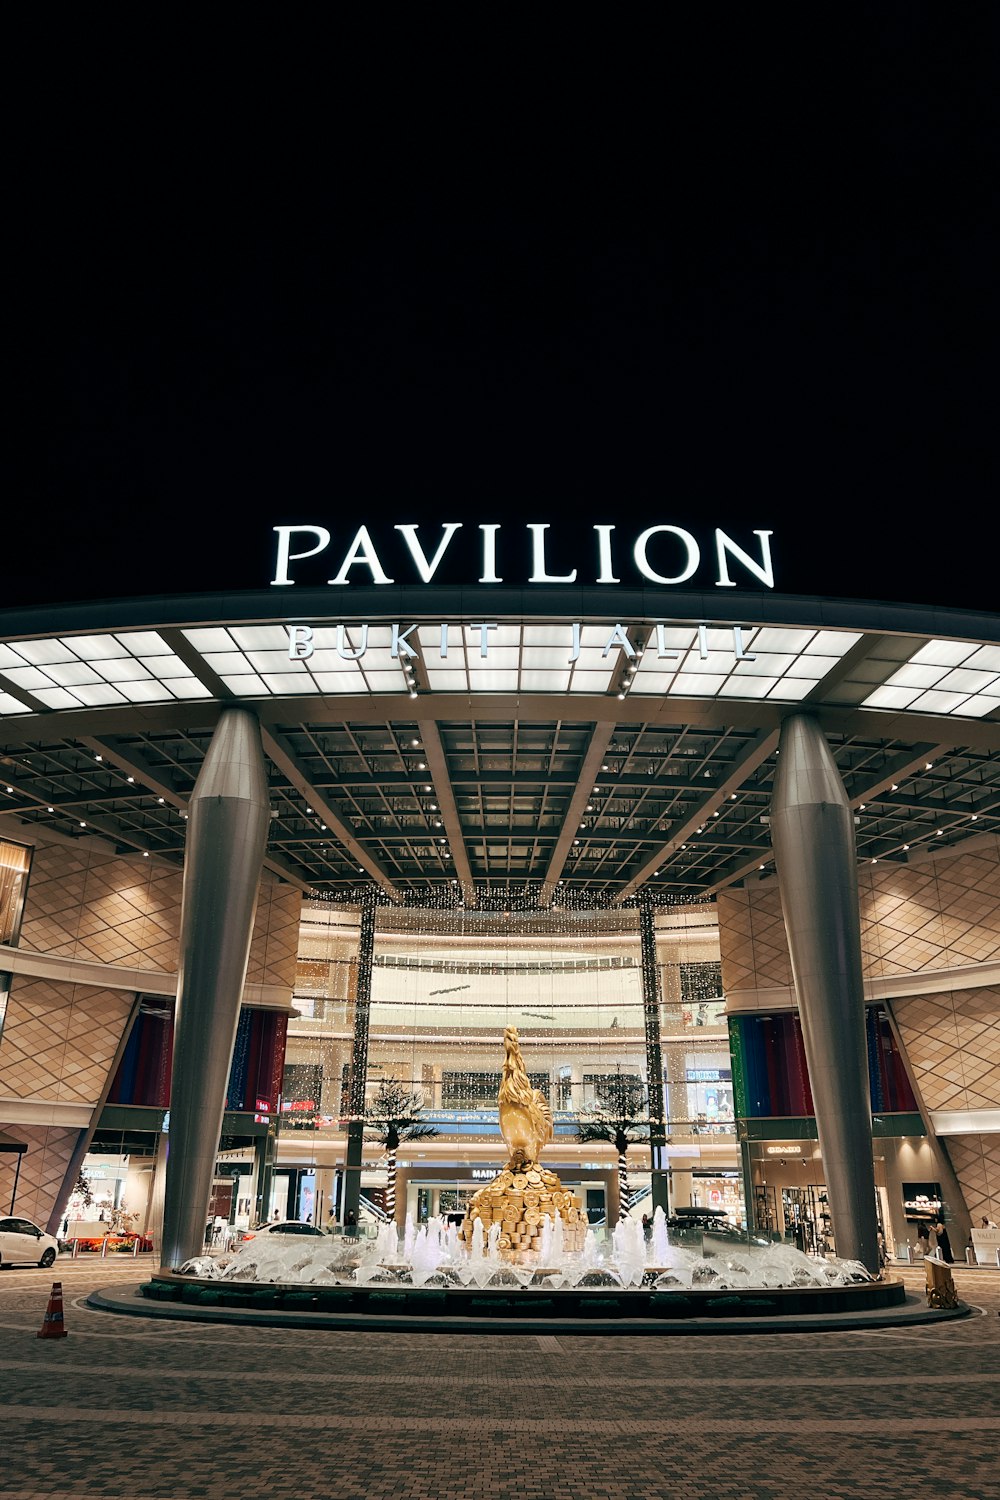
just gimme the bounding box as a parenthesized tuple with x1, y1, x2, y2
(273, 897, 746, 1228)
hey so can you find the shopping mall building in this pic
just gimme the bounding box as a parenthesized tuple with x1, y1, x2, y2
(0, 520, 998, 1267)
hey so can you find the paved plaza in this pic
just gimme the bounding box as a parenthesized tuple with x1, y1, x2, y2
(0, 1262, 998, 1500)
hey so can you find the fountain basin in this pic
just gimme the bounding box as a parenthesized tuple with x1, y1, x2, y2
(135, 1267, 910, 1324)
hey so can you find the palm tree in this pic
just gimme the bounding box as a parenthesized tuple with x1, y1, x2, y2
(577, 1067, 649, 1220)
(363, 1078, 438, 1219)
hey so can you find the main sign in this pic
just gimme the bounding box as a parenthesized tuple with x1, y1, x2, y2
(271, 522, 776, 590)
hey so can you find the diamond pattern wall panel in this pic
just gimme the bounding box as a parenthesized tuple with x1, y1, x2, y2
(0, 977, 134, 1103)
(16, 841, 300, 992)
(858, 838, 1000, 978)
(891, 987, 1000, 1112)
(246, 879, 302, 991)
(717, 884, 793, 992)
(944, 1133, 1000, 1225)
(720, 839, 1000, 993)
(18, 843, 181, 970)
(0, 1123, 80, 1226)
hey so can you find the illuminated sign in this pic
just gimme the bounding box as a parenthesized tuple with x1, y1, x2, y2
(272, 522, 775, 590)
(685, 1068, 732, 1083)
(287, 621, 758, 664)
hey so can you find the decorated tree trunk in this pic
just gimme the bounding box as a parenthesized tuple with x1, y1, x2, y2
(385, 1148, 397, 1218)
(618, 1150, 631, 1218)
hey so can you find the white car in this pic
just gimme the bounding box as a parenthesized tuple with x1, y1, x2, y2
(0, 1216, 59, 1268)
(235, 1219, 326, 1244)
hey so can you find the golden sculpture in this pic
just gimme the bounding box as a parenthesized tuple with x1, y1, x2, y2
(460, 1026, 587, 1263)
(499, 1025, 554, 1166)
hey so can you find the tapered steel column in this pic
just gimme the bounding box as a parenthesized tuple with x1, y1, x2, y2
(160, 709, 271, 1268)
(770, 715, 879, 1273)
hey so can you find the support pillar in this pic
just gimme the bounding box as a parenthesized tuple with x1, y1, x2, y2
(159, 709, 271, 1268)
(639, 902, 669, 1215)
(770, 714, 879, 1273)
(342, 896, 376, 1226)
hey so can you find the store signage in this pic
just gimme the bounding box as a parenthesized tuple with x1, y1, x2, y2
(472, 1168, 497, 1180)
(271, 522, 775, 590)
(685, 1068, 732, 1083)
(286, 621, 758, 664)
(766, 1145, 802, 1155)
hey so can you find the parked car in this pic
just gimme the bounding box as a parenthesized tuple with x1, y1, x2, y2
(234, 1219, 326, 1244)
(0, 1216, 60, 1268)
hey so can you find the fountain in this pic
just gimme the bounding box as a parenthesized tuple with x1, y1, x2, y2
(154, 1028, 915, 1325)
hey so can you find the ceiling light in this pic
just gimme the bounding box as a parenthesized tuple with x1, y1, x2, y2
(94, 754, 102, 762)
(4, 785, 11, 793)
(411, 740, 420, 748)
(713, 811, 720, 817)
(157, 797, 165, 804)
(903, 844, 909, 851)
(586, 804, 593, 811)
(971, 814, 979, 820)
(602, 764, 609, 771)
(47, 805, 54, 813)
(871, 858, 877, 863)
(574, 839, 580, 845)
(925, 762, 933, 770)
(409, 690, 418, 699)
(321, 823, 327, 830)
(127, 776, 134, 783)
(142, 851, 149, 858)
(306, 806, 313, 814)
(617, 691, 626, 699)
(435, 821, 442, 828)
(759, 864, 765, 870)
(424, 785, 432, 792)
(80, 821, 87, 828)
(936, 829, 943, 836)
(730, 794, 737, 800)
(859, 803, 866, 810)
(890, 784, 898, 791)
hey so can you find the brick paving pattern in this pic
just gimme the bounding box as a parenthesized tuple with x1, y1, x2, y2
(0, 1263, 997, 1499)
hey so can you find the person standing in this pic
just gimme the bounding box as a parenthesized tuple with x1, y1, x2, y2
(933, 1219, 954, 1264)
(915, 1221, 931, 1258)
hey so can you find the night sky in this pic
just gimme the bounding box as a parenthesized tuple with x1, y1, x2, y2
(12, 21, 997, 621)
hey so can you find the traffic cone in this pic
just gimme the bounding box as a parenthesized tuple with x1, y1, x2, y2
(37, 1281, 68, 1339)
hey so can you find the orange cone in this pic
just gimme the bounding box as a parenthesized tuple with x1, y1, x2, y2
(37, 1280, 68, 1339)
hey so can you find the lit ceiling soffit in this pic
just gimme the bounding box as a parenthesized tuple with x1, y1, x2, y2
(0, 623, 996, 720)
(0, 622, 862, 705)
(861, 639, 1000, 721)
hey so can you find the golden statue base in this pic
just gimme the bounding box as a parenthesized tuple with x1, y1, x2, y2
(924, 1256, 959, 1310)
(459, 1161, 588, 1265)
